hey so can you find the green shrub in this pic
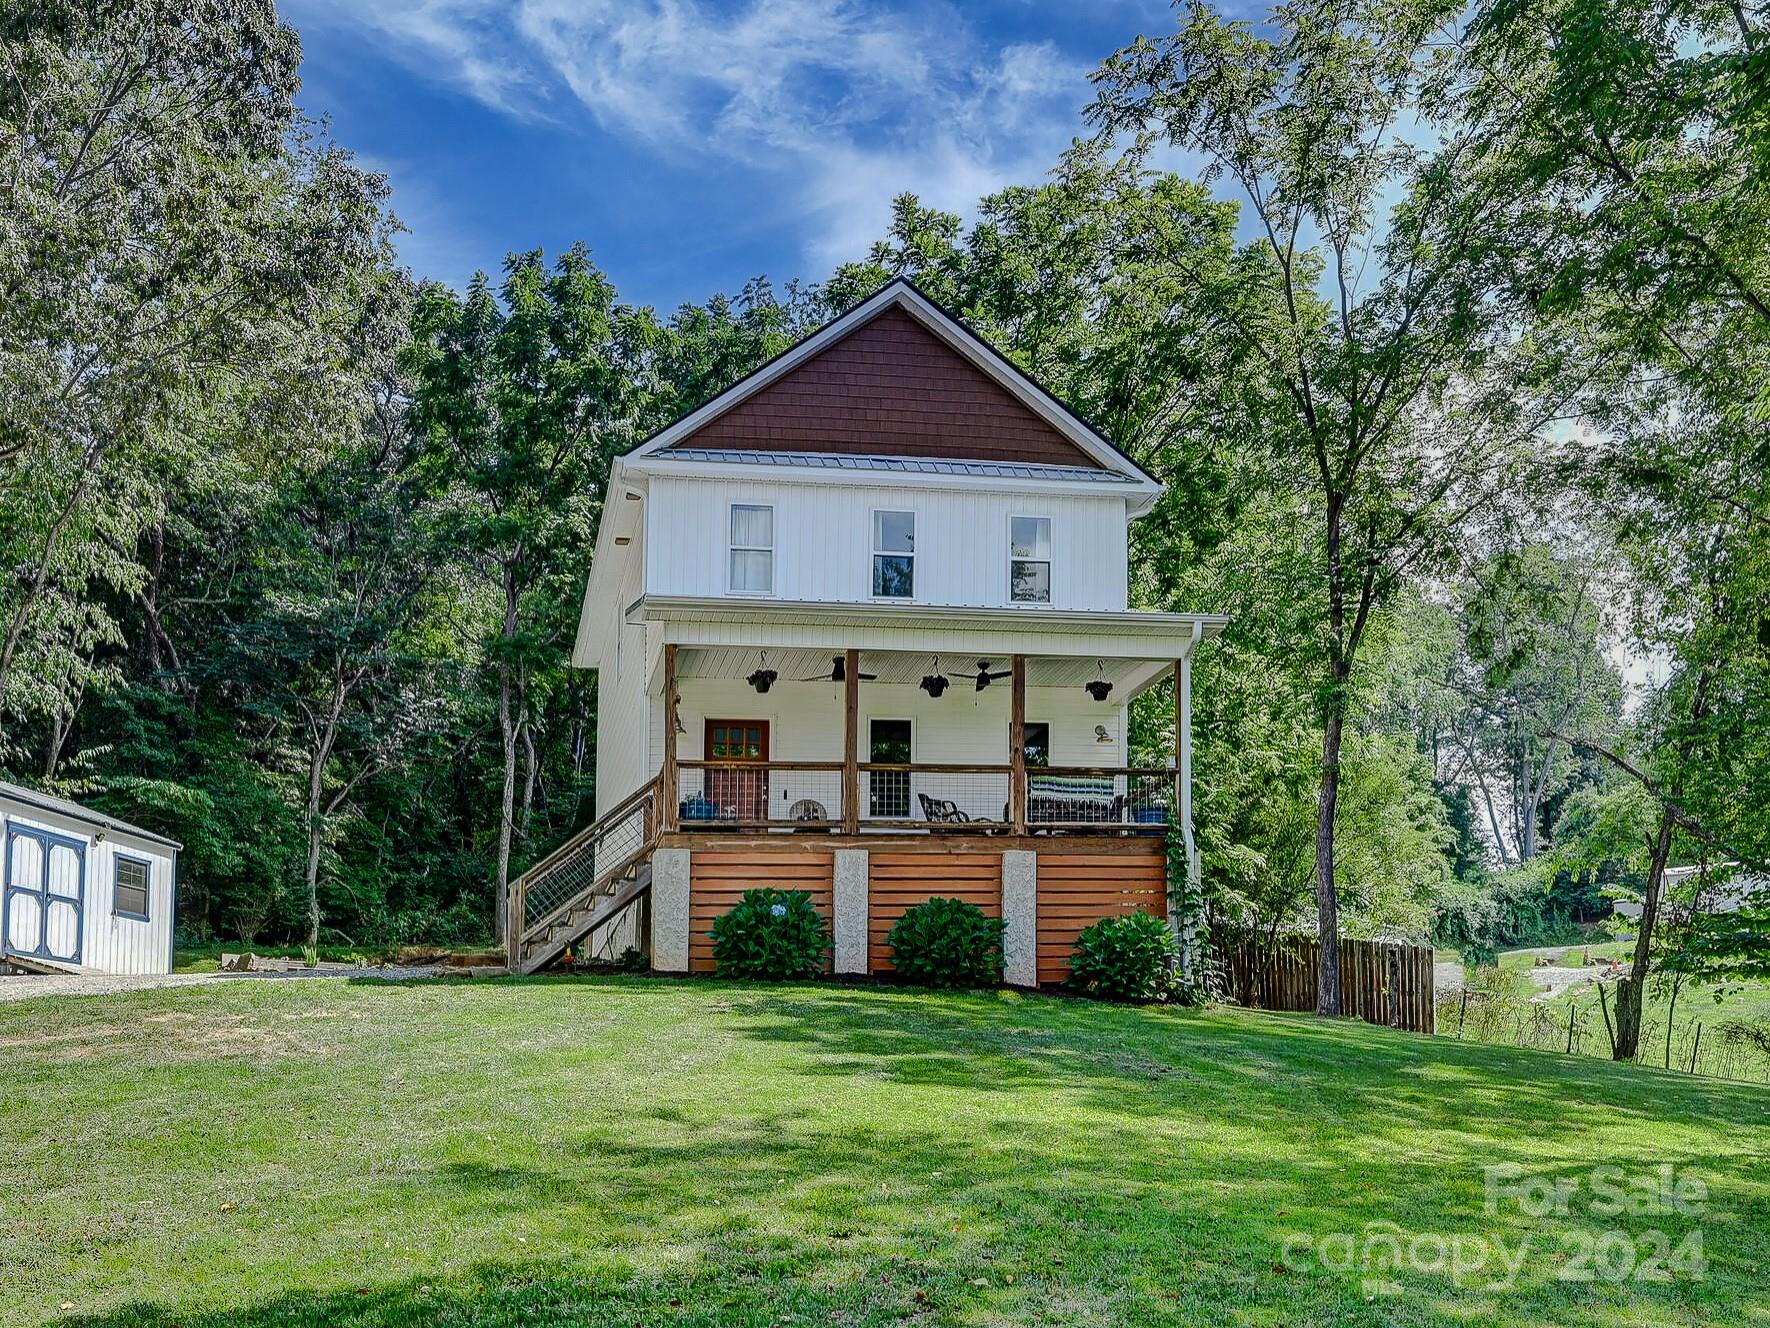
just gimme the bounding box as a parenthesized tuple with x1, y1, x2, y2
(710, 888, 829, 980)
(886, 896, 1007, 988)
(1068, 913, 1178, 1001)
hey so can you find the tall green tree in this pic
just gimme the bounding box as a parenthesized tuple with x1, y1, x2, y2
(0, 1, 390, 741)
(1090, 0, 1550, 1013)
(406, 248, 657, 941)
(1451, 0, 1770, 1055)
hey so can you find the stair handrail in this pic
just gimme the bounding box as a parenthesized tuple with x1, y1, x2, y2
(508, 775, 660, 963)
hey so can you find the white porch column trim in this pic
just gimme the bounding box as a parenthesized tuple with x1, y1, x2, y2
(833, 848, 869, 974)
(1002, 849, 1037, 988)
(1171, 622, 1203, 971)
(651, 847, 692, 973)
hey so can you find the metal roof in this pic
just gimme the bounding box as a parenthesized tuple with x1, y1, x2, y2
(659, 447, 1140, 484)
(0, 779, 182, 849)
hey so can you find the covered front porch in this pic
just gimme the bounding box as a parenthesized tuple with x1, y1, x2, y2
(511, 601, 1223, 975)
(658, 641, 1196, 838)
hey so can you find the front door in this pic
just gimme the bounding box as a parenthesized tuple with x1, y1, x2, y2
(868, 719, 913, 818)
(2, 825, 85, 964)
(705, 720, 769, 821)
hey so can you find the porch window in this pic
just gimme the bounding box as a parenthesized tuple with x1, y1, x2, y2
(728, 504, 774, 594)
(114, 855, 150, 920)
(868, 718, 912, 818)
(1009, 516, 1051, 603)
(871, 510, 915, 598)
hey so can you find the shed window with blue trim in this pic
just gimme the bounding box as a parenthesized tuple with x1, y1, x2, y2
(114, 855, 150, 920)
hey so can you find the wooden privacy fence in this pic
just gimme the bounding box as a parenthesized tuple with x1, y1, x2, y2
(1217, 933, 1436, 1034)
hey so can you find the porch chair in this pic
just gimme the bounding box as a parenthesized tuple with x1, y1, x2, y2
(788, 798, 830, 832)
(918, 793, 973, 824)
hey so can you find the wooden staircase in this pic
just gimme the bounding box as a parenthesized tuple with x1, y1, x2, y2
(510, 777, 660, 975)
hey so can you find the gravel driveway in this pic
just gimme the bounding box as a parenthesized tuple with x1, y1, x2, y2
(0, 965, 448, 1003)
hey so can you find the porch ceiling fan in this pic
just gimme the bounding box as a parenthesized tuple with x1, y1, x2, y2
(794, 654, 878, 683)
(970, 659, 1012, 692)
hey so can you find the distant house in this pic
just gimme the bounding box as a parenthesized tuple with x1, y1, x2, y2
(0, 781, 180, 975)
(1613, 864, 1765, 920)
(508, 280, 1227, 981)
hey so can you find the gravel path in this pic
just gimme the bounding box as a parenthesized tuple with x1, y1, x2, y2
(0, 965, 447, 1003)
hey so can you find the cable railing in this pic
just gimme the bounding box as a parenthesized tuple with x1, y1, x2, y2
(666, 761, 1172, 834)
(514, 777, 659, 943)
(1026, 767, 1173, 830)
(675, 760, 846, 829)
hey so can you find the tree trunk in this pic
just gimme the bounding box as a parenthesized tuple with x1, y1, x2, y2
(492, 562, 519, 945)
(518, 713, 538, 848)
(304, 752, 325, 951)
(1614, 807, 1675, 1060)
(1314, 701, 1345, 1016)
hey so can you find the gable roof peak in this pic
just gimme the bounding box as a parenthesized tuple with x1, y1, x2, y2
(626, 278, 1160, 492)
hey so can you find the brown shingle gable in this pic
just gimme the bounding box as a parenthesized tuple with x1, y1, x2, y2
(665, 305, 1104, 468)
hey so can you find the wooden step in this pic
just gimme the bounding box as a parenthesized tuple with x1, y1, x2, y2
(518, 864, 652, 975)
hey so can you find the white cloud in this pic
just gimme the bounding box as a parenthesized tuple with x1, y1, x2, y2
(289, 0, 1096, 272)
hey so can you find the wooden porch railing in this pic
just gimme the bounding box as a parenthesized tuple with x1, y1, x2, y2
(509, 775, 660, 970)
(666, 761, 1171, 834)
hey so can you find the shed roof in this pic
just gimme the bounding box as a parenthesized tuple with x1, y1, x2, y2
(0, 779, 183, 850)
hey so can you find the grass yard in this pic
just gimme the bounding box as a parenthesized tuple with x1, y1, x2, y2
(2, 977, 1767, 1327)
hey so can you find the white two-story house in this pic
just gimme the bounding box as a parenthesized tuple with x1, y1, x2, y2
(513, 280, 1225, 981)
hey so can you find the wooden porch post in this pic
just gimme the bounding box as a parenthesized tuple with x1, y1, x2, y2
(661, 643, 678, 832)
(1009, 654, 1027, 835)
(842, 648, 860, 835)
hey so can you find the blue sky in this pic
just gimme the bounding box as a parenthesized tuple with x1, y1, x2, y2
(283, 0, 1180, 313)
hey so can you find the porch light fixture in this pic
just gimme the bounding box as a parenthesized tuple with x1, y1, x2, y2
(1094, 725, 1113, 744)
(673, 700, 686, 736)
(746, 652, 778, 694)
(1084, 660, 1113, 702)
(919, 657, 949, 698)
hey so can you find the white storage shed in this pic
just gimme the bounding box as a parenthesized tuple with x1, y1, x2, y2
(0, 780, 180, 975)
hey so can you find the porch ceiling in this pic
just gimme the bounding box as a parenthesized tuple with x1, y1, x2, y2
(676, 646, 1164, 691)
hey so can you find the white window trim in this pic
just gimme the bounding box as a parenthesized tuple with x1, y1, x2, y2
(1007, 513, 1054, 606)
(868, 508, 917, 601)
(727, 503, 775, 597)
(113, 852, 152, 922)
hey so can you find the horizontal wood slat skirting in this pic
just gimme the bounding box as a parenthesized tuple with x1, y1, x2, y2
(679, 842, 1168, 984)
(688, 850, 834, 974)
(1034, 847, 1166, 985)
(868, 853, 1002, 974)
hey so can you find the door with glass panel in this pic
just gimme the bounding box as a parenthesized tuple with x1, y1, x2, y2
(867, 719, 913, 819)
(704, 721, 769, 821)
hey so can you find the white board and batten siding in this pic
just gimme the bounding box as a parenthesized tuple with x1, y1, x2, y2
(593, 509, 654, 820)
(645, 476, 1130, 611)
(0, 782, 179, 975)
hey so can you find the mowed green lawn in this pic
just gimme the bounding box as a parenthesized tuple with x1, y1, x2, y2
(2, 978, 1767, 1327)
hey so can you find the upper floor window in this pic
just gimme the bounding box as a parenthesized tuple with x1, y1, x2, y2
(728, 504, 774, 594)
(871, 510, 915, 598)
(1009, 516, 1052, 603)
(114, 855, 150, 920)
